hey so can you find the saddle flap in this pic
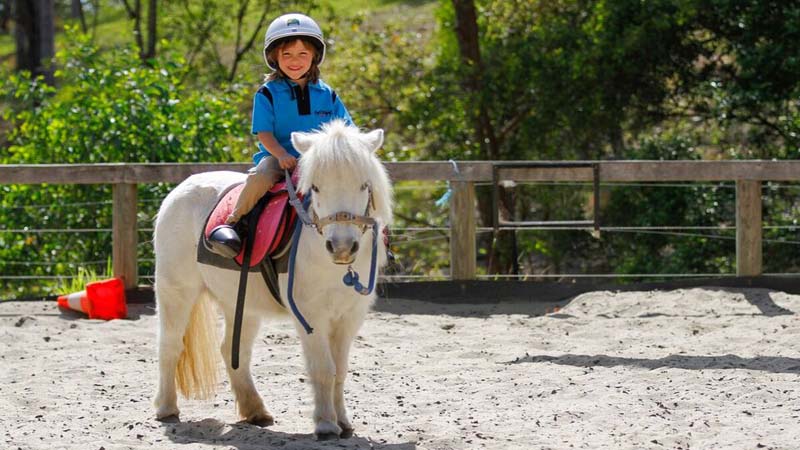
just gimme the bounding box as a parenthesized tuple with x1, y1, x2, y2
(233, 191, 289, 267)
(202, 181, 295, 268)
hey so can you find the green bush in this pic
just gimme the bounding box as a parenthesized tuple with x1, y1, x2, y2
(0, 29, 251, 299)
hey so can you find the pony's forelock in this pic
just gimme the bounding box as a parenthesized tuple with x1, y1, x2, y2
(298, 120, 393, 225)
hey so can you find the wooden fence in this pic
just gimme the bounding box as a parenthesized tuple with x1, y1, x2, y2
(2, 160, 799, 288)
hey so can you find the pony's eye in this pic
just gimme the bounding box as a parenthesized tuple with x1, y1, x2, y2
(360, 182, 369, 191)
(311, 185, 320, 193)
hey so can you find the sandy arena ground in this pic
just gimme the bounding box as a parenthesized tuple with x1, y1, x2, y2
(2, 287, 799, 450)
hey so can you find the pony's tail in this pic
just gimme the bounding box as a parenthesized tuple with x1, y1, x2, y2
(175, 294, 220, 400)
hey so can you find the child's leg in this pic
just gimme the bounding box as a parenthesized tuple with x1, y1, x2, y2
(227, 157, 283, 224)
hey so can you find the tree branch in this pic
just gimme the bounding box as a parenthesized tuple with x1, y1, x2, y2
(497, 103, 535, 146)
(229, 1, 270, 81)
(392, 212, 449, 238)
(118, 0, 136, 18)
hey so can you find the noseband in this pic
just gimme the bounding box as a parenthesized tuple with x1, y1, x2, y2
(312, 184, 376, 234)
(284, 170, 375, 233)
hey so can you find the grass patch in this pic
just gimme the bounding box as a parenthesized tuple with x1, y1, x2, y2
(55, 259, 113, 297)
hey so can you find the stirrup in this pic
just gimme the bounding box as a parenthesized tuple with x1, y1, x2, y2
(208, 224, 242, 258)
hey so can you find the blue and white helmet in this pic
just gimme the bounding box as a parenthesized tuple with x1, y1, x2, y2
(263, 13, 325, 70)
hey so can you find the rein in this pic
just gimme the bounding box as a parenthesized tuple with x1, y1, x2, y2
(284, 170, 381, 335)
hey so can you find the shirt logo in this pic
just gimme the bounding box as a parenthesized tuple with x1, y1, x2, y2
(315, 110, 333, 118)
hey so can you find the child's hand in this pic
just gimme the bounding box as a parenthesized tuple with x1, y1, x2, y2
(278, 155, 297, 170)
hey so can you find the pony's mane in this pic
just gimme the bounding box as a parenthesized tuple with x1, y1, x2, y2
(298, 120, 393, 225)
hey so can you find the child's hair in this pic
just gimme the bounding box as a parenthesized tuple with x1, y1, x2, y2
(266, 36, 322, 83)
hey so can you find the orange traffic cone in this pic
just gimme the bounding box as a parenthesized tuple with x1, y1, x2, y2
(57, 277, 128, 320)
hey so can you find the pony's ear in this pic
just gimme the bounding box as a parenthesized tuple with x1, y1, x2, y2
(291, 132, 315, 154)
(363, 129, 384, 153)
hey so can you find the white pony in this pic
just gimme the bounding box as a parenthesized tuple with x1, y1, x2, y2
(152, 120, 393, 439)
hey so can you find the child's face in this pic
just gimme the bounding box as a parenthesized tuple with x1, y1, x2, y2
(276, 39, 315, 81)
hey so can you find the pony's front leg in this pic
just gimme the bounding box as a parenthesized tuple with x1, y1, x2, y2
(298, 329, 340, 439)
(330, 313, 366, 437)
(220, 311, 273, 426)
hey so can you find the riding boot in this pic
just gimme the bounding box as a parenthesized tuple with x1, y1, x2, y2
(207, 223, 243, 258)
(209, 159, 282, 258)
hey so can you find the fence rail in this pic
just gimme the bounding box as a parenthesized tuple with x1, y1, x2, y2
(3, 160, 799, 288)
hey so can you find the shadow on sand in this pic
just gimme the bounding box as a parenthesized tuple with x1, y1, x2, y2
(375, 284, 796, 319)
(160, 418, 415, 450)
(505, 353, 800, 374)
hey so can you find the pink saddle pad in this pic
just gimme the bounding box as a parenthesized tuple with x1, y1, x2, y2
(204, 181, 296, 267)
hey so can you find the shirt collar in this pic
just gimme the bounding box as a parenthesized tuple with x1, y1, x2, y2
(275, 78, 320, 90)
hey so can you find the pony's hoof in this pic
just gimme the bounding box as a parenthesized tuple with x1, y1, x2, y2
(155, 405, 180, 422)
(155, 414, 180, 424)
(245, 413, 274, 427)
(316, 431, 339, 441)
(338, 419, 354, 438)
(315, 421, 342, 440)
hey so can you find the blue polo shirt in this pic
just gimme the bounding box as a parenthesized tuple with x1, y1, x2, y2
(251, 78, 353, 165)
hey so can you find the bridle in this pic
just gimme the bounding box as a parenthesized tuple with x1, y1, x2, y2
(285, 171, 376, 234)
(311, 181, 376, 234)
(284, 170, 381, 335)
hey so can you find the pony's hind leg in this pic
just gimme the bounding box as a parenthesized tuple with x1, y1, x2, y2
(154, 284, 203, 420)
(219, 309, 273, 426)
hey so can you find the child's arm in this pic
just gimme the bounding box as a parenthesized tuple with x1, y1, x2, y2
(257, 131, 297, 169)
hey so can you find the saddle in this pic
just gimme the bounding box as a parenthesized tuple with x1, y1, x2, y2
(197, 176, 299, 305)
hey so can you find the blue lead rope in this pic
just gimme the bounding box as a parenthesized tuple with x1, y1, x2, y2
(287, 195, 314, 335)
(342, 222, 379, 296)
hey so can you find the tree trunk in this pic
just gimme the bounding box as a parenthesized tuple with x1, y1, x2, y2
(451, 0, 499, 160)
(123, 0, 157, 62)
(121, 0, 145, 61)
(451, 0, 513, 275)
(13, 0, 54, 84)
(13, 0, 33, 71)
(71, 0, 87, 32)
(1, 0, 11, 34)
(144, 0, 156, 60)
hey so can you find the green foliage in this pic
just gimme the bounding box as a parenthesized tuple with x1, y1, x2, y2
(2, 29, 247, 163)
(689, 0, 800, 156)
(0, 28, 250, 299)
(161, 0, 319, 85)
(3, 0, 800, 293)
(324, 12, 435, 160)
(601, 135, 736, 277)
(415, 0, 800, 277)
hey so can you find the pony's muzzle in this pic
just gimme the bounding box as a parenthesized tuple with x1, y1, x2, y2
(325, 237, 358, 265)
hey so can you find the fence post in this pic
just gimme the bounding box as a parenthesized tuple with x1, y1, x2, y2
(450, 180, 476, 280)
(113, 183, 138, 288)
(736, 180, 762, 276)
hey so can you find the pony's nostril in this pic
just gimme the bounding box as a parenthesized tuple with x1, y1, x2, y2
(326, 240, 334, 254)
(350, 241, 359, 254)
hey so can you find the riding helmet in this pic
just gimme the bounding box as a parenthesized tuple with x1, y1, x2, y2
(263, 13, 325, 70)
